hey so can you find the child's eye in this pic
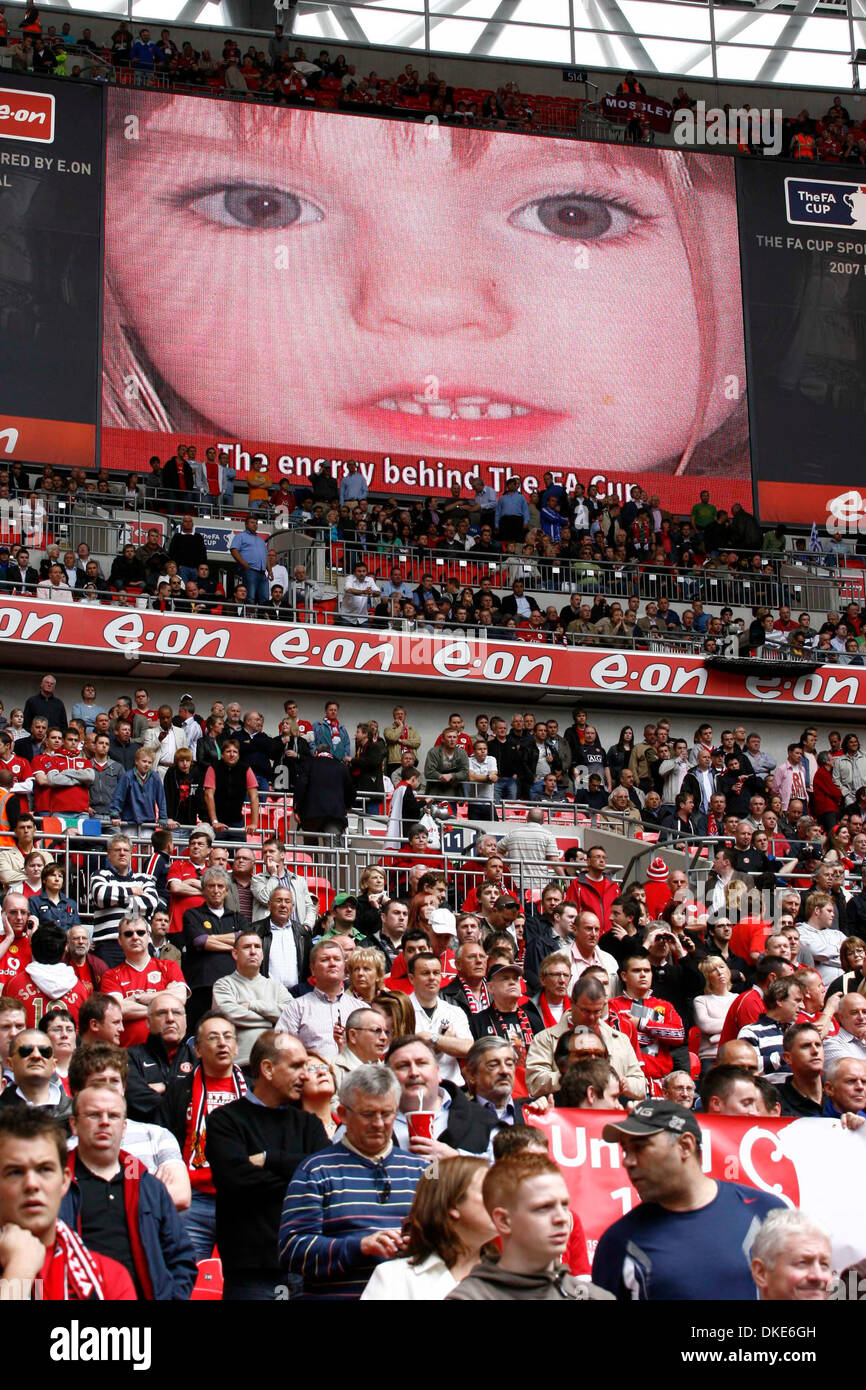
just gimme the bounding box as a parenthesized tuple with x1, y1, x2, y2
(186, 184, 323, 230)
(509, 193, 639, 241)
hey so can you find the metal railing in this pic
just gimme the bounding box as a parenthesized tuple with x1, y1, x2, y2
(326, 542, 844, 615)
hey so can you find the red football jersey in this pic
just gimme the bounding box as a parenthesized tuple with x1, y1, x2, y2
(0, 935, 32, 987)
(0, 754, 31, 783)
(608, 993, 684, 1080)
(3, 971, 91, 1027)
(30, 753, 54, 814)
(101, 958, 186, 1047)
(33, 752, 93, 815)
(167, 857, 205, 935)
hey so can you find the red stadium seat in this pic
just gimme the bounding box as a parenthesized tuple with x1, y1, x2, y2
(304, 876, 336, 913)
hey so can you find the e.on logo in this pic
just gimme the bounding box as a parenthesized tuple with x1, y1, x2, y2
(0, 89, 54, 144)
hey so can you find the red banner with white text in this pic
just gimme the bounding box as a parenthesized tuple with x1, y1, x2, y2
(100, 429, 753, 515)
(3, 599, 866, 709)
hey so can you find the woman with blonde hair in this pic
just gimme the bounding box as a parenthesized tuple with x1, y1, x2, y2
(361, 1157, 496, 1300)
(693, 955, 736, 1069)
(345, 946, 386, 1006)
(355, 864, 390, 937)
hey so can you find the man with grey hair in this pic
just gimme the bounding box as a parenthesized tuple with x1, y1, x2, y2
(332, 1008, 390, 1085)
(824, 992, 866, 1067)
(279, 1063, 429, 1299)
(181, 865, 252, 1033)
(498, 808, 561, 890)
(660, 1070, 696, 1109)
(750, 1209, 833, 1301)
(461, 1036, 541, 1125)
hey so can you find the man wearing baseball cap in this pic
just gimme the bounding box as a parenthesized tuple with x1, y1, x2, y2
(469, 961, 543, 1052)
(592, 1098, 785, 1300)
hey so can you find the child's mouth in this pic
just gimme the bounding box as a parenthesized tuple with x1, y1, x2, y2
(348, 386, 560, 448)
(373, 394, 531, 421)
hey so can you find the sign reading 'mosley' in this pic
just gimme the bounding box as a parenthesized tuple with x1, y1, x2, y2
(0, 599, 864, 708)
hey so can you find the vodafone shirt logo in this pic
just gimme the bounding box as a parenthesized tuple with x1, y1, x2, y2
(0, 88, 55, 144)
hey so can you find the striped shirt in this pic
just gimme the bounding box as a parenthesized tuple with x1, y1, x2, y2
(89, 866, 161, 950)
(738, 1014, 790, 1082)
(279, 1141, 429, 1299)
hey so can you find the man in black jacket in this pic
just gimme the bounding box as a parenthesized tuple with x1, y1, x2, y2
(461, 1036, 539, 1126)
(499, 580, 539, 620)
(168, 512, 207, 580)
(22, 674, 67, 733)
(254, 885, 312, 990)
(523, 883, 567, 992)
(387, 1036, 500, 1157)
(206, 1030, 329, 1300)
(181, 867, 251, 1032)
(487, 716, 524, 805)
(293, 748, 355, 841)
(126, 992, 197, 1121)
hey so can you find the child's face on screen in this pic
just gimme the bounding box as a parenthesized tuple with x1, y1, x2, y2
(106, 101, 745, 474)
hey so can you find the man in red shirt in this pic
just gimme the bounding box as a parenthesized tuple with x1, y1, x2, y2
(0, 893, 33, 989)
(167, 827, 212, 935)
(32, 727, 94, 821)
(31, 727, 64, 817)
(772, 605, 799, 634)
(101, 916, 187, 1049)
(608, 949, 686, 1084)
(3, 924, 91, 1028)
(565, 845, 619, 928)
(0, 1108, 136, 1300)
(0, 732, 32, 796)
(283, 699, 313, 741)
(63, 924, 107, 991)
(718, 952, 793, 1046)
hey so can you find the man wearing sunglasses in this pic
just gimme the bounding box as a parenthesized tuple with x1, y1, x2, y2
(0, 1030, 72, 1122)
(101, 916, 187, 1051)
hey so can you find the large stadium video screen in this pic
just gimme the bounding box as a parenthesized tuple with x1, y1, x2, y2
(738, 158, 866, 526)
(0, 74, 103, 468)
(101, 90, 751, 511)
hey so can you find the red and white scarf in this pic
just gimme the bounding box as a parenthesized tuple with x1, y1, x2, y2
(538, 993, 564, 1030)
(184, 1063, 246, 1172)
(486, 1007, 535, 1049)
(39, 1220, 106, 1301)
(457, 978, 490, 1015)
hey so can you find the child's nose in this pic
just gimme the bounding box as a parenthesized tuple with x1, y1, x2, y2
(350, 239, 510, 340)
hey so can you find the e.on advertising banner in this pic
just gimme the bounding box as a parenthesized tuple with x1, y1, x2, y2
(529, 1109, 866, 1277)
(4, 599, 866, 708)
(3, 599, 866, 709)
(101, 90, 753, 515)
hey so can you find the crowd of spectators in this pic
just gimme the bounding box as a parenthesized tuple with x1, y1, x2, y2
(0, 460, 855, 661)
(0, 669, 863, 1301)
(2, 11, 858, 165)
